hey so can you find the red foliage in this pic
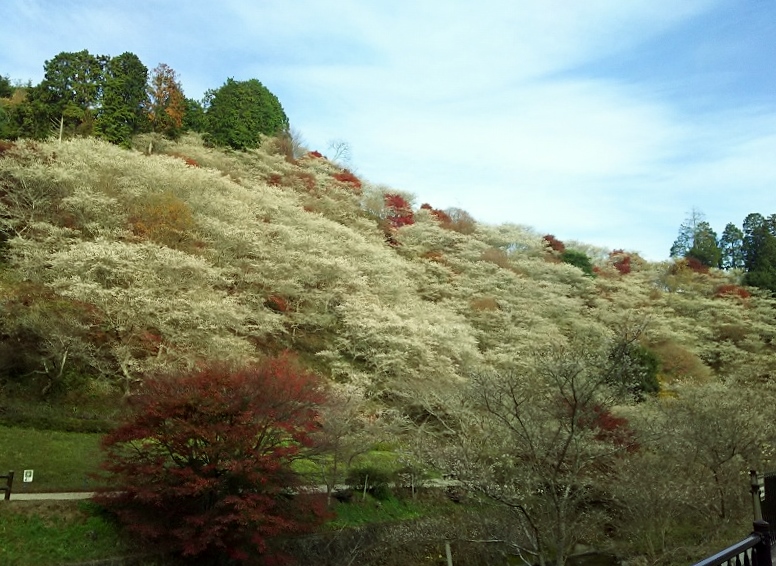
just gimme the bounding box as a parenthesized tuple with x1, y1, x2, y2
(0, 140, 15, 156)
(307, 150, 324, 158)
(609, 250, 632, 275)
(267, 171, 316, 192)
(265, 294, 289, 312)
(168, 152, 199, 167)
(384, 193, 415, 229)
(332, 169, 362, 192)
(95, 356, 329, 563)
(684, 256, 709, 274)
(420, 203, 453, 226)
(137, 330, 163, 355)
(579, 405, 638, 452)
(543, 234, 566, 253)
(714, 284, 751, 299)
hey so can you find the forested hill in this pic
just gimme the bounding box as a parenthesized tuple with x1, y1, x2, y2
(1, 133, 774, 404)
(5, 49, 776, 566)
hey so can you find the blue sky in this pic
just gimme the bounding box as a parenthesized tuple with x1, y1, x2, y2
(2, 0, 775, 260)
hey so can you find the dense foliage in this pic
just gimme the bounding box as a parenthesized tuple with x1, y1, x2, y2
(94, 52, 148, 146)
(670, 208, 776, 292)
(203, 78, 289, 149)
(1, 50, 287, 151)
(96, 356, 328, 563)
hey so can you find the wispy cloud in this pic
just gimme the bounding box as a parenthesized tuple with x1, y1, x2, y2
(2, 0, 774, 259)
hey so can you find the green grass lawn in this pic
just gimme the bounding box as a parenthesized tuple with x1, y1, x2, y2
(327, 494, 429, 529)
(0, 426, 104, 492)
(0, 501, 133, 566)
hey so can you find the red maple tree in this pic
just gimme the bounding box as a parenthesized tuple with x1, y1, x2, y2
(610, 250, 632, 275)
(95, 356, 329, 564)
(543, 234, 566, 253)
(384, 193, 415, 228)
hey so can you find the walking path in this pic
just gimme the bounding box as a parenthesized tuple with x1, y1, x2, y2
(5, 479, 460, 501)
(9, 491, 95, 501)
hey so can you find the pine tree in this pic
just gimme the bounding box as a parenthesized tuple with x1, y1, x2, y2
(742, 213, 776, 293)
(718, 223, 744, 269)
(669, 209, 721, 268)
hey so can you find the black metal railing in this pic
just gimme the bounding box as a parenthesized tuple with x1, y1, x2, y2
(691, 521, 771, 566)
(691, 470, 775, 566)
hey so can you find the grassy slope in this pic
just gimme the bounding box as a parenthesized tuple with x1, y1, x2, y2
(0, 501, 132, 566)
(0, 426, 102, 492)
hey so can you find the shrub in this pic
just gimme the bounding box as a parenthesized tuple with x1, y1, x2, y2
(480, 247, 510, 269)
(265, 294, 289, 313)
(684, 256, 710, 274)
(543, 234, 565, 253)
(204, 78, 288, 150)
(419, 203, 452, 226)
(610, 250, 632, 275)
(714, 284, 751, 299)
(652, 341, 710, 383)
(167, 152, 199, 167)
(470, 297, 500, 311)
(561, 249, 595, 276)
(332, 169, 362, 192)
(96, 356, 329, 564)
(443, 207, 476, 234)
(128, 191, 196, 250)
(384, 193, 414, 229)
(346, 465, 395, 501)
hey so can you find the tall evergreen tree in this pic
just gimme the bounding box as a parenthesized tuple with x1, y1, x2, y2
(742, 213, 776, 293)
(669, 209, 721, 268)
(31, 50, 107, 137)
(687, 221, 721, 268)
(95, 52, 148, 147)
(718, 223, 744, 270)
(182, 97, 207, 132)
(0, 77, 10, 139)
(0, 75, 13, 98)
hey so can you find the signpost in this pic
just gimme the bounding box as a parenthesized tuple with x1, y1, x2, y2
(23, 470, 33, 483)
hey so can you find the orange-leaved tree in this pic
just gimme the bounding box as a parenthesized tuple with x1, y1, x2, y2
(95, 355, 329, 564)
(146, 63, 186, 139)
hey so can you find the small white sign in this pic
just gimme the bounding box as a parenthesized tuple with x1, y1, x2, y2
(23, 469, 33, 483)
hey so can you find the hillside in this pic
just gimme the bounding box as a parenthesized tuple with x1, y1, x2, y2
(3, 133, 776, 564)
(1, 134, 773, 401)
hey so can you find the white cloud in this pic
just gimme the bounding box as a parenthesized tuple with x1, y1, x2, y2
(2, 0, 774, 261)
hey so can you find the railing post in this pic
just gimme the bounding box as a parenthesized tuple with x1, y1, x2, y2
(1, 471, 13, 501)
(753, 520, 772, 566)
(753, 470, 764, 521)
